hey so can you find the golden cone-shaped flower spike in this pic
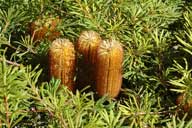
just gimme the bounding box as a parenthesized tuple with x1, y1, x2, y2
(96, 39, 123, 98)
(76, 30, 102, 90)
(49, 38, 76, 91)
(77, 30, 102, 64)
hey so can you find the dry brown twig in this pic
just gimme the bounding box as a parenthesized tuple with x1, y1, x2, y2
(0, 57, 20, 66)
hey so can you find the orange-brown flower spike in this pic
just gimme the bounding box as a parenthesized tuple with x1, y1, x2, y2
(95, 39, 123, 98)
(49, 38, 76, 92)
(77, 30, 102, 64)
(30, 16, 61, 42)
(76, 30, 102, 90)
(176, 93, 192, 113)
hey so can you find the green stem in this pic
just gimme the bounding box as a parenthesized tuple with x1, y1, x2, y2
(0, 120, 2, 127)
(40, 0, 44, 14)
(1, 21, 10, 34)
(4, 96, 10, 128)
(58, 113, 68, 128)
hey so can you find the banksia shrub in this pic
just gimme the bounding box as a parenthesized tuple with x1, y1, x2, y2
(49, 38, 76, 91)
(95, 39, 123, 98)
(30, 16, 61, 41)
(76, 30, 102, 90)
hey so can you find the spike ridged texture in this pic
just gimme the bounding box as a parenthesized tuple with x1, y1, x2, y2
(77, 30, 102, 64)
(95, 39, 123, 98)
(76, 31, 102, 90)
(49, 38, 76, 91)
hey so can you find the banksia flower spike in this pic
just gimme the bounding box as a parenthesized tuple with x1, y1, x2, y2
(49, 38, 76, 91)
(30, 16, 61, 42)
(77, 30, 102, 64)
(176, 93, 192, 113)
(95, 39, 123, 98)
(76, 30, 102, 90)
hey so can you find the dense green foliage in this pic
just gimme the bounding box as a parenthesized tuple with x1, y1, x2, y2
(1, 0, 192, 127)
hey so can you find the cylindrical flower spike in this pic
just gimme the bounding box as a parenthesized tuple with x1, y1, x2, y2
(95, 39, 123, 98)
(77, 30, 102, 64)
(30, 16, 60, 41)
(49, 38, 76, 91)
(76, 30, 102, 90)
